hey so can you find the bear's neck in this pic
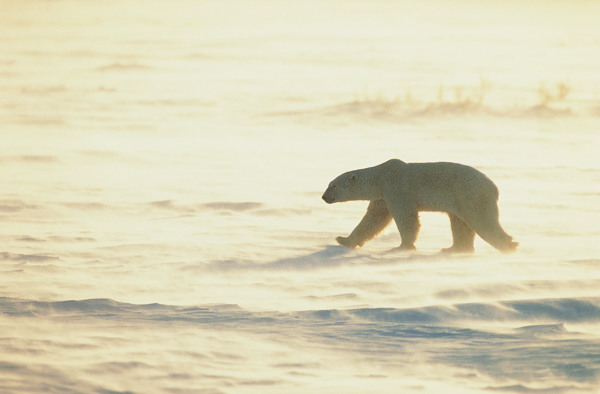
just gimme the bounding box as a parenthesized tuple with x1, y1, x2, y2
(355, 165, 385, 200)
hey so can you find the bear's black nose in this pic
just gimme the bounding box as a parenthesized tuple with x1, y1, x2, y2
(322, 194, 333, 204)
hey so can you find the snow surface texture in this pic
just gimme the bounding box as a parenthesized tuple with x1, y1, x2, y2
(1, 0, 600, 392)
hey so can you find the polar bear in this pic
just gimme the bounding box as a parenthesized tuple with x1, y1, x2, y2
(322, 159, 517, 253)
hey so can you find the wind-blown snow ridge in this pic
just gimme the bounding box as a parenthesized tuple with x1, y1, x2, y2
(3, 296, 599, 325)
(342, 298, 600, 324)
(2, 296, 600, 392)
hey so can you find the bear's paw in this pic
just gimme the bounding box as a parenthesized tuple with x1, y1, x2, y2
(336, 236, 359, 248)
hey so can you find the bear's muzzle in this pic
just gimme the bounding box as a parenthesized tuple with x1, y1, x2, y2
(322, 193, 335, 204)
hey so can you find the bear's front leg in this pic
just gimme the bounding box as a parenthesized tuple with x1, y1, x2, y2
(397, 215, 420, 250)
(397, 243, 417, 251)
(386, 197, 420, 251)
(335, 200, 392, 248)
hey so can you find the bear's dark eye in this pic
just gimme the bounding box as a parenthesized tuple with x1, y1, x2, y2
(332, 185, 336, 189)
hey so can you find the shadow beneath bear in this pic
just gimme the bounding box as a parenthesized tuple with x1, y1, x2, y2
(262, 244, 452, 271)
(265, 245, 352, 270)
(207, 244, 458, 272)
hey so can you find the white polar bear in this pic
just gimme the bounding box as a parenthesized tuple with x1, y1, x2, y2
(322, 159, 518, 253)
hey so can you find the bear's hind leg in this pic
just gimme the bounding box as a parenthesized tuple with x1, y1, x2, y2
(336, 199, 392, 248)
(475, 224, 518, 253)
(442, 214, 475, 253)
(463, 202, 518, 253)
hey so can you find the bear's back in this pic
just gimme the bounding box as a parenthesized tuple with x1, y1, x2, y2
(405, 161, 499, 211)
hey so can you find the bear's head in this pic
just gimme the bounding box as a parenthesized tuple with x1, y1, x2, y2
(322, 172, 359, 204)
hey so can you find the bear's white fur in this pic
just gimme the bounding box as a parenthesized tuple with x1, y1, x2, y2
(322, 159, 517, 253)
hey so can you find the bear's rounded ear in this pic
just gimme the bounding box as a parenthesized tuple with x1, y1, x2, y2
(351, 173, 358, 182)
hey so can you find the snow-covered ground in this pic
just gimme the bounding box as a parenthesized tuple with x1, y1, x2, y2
(1, 0, 600, 392)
